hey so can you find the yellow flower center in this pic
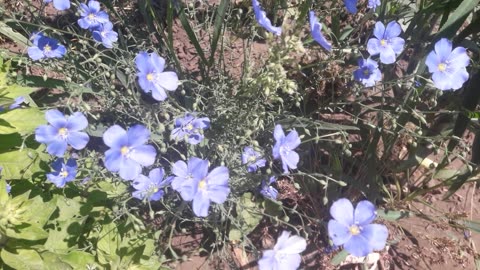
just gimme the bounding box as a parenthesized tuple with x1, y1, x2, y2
(186, 124, 194, 131)
(349, 225, 361, 235)
(198, 180, 207, 190)
(380, 39, 387, 46)
(121, 146, 129, 155)
(88, 13, 95, 20)
(44, 45, 51, 52)
(363, 69, 370, 76)
(59, 170, 68, 178)
(438, 63, 447, 72)
(153, 187, 159, 193)
(58, 127, 67, 136)
(248, 156, 256, 162)
(146, 73, 154, 81)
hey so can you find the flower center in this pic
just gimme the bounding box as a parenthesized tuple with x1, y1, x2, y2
(198, 179, 207, 190)
(59, 169, 68, 178)
(438, 63, 447, 72)
(146, 73, 154, 81)
(280, 145, 291, 156)
(248, 155, 256, 162)
(349, 224, 361, 235)
(363, 68, 370, 76)
(120, 146, 130, 156)
(380, 39, 387, 46)
(44, 45, 51, 52)
(185, 123, 194, 131)
(58, 127, 68, 138)
(88, 13, 95, 20)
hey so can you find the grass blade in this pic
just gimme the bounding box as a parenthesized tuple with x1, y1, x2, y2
(208, 0, 229, 67)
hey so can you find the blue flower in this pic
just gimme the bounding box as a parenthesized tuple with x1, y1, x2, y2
(44, 0, 70, 10)
(6, 183, 11, 194)
(258, 231, 307, 270)
(272, 124, 300, 174)
(368, 0, 381, 10)
(35, 110, 90, 157)
(242, 146, 266, 172)
(27, 33, 66, 61)
(135, 51, 179, 101)
(132, 168, 172, 201)
(309, 11, 331, 52)
(353, 58, 382, 87)
(367, 21, 405, 64)
(171, 157, 230, 217)
(252, 0, 282, 36)
(328, 198, 388, 257)
(103, 124, 157, 181)
(260, 176, 278, 200)
(92, 22, 118, 48)
(344, 0, 358, 14)
(170, 113, 210, 145)
(77, 0, 110, 30)
(0, 96, 25, 112)
(47, 158, 77, 188)
(425, 38, 470, 91)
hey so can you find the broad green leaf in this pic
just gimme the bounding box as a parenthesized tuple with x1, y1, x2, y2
(0, 133, 22, 151)
(1, 249, 44, 270)
(0, 107, 45, 134)
(0, 22, 29, 47)
(24, 195, 58, 227)
(0, 148, 47, 180)
(228, 228, 242, 242)
(331, 249, 349, 265)
(3, 84, 34, 98)
(6, 224, 48, 240)
(59, 251, 96, 269)
(40, 252, 73, 270)
(97, 221, 120, 265)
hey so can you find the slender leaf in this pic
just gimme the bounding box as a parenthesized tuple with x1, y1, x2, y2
(208, 0, 229, 67)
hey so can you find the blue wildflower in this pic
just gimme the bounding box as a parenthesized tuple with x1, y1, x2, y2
(135, 51, 179, 101)
(47, 158, 77, 188)
(103, 124, 157, 181)
(44, 0, 70, 10)
(0, 96, 25, 112)
(170, 113, 210, 145)
(425, 38, 470, 91)
(309, 11, 331, 52)
(368, 0, 381, 10)
(258, 231, 307, 270)
(6, 183, 11, 194)
(92, 21, 118, 48)
(171, 157, 230, 217)
(77, 0, 110, 30)
(252, 0, 282, 36)
(260, 176, 278, 200)
(242, 146, 266, 173)
(344, 0, 358, 14)
(353, 58, 382, 87)
(35, 110, 90, 157)
(367, 21, 405, 64)
(328, 198, 388, 257)
(27, 34, 66, 61)
(132, 168, 172, 201)
(272, 124, 300, 174)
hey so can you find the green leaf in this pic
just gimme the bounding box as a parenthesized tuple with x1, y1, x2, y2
(97, 221, 120, 265)
(176, 6, 208, 71)
(0, 148, 48, 180)
(3, 84, 34, 98)
(24, 195, 58, 227)
(331, 249, 349, 266)
(228, 228, 242, 242)
(0, 22, 29, 47)
(208, 0, 229, 67)
(41, 252, 73, 270)
(0, 133, 22, 151)
(436, 0, 480, 39)
(377, 209, 413, 221)
(0, 108, 46, 135)
(459, 219, 480, 234)
(1, 249, 44, 270)
(59, 251, 96, 269)
(6, 224, 48, 240)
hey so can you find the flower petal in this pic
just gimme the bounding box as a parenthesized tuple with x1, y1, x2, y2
(148, 168, 165, 185)
(208, 185, 230, 204)
(389, 37, 405, 54)
(275, 232, 306, 254)
(344, 0, 358, 13)
(344, 234, 372, 257)
(328, 219, 352, 246)
(104, 149, 122, 172)
(150, 52, 166, 72)
(257, 250, 275, 270)
(282, 150, 299, 172)
(206, 166, 229, 187)
(45, 109, 67, 128)
(129, 145, 156, 166)
(35, 125, 57, 144)
(66, 112, 88, 131)
(67, 131, 89, 150)
(127, 124, 150, 147)
(188, 157, 209, 180)
(354, 200, 377, 225)
(367, 38, 381, 56)
(103, 125, 127, 148)
(284, 130, 300, 149)
(151, 84, 168, 101)
(27, 47, 44, 61)
(362, 224, 388, 251)
(47, 140, 68, 157)
(172, 160, 188, 178)
(432, 71, 453, 91)
(449, 68, 469, 90)
(157, 72, 178, 91)
(434, 38, 452, 60)
(53, 0, 70, 10)
(373, 21, 385, 39)
(273, 124, 285, 142)
(135, 51, 150, 73)
(384, 21, 401, 39)
(447, 47, 470, 70)
(330, 198, 354, 226)
(379, 46, 396, 64)
(192, 191, 210, 217)
(119, 158, 142, 180)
